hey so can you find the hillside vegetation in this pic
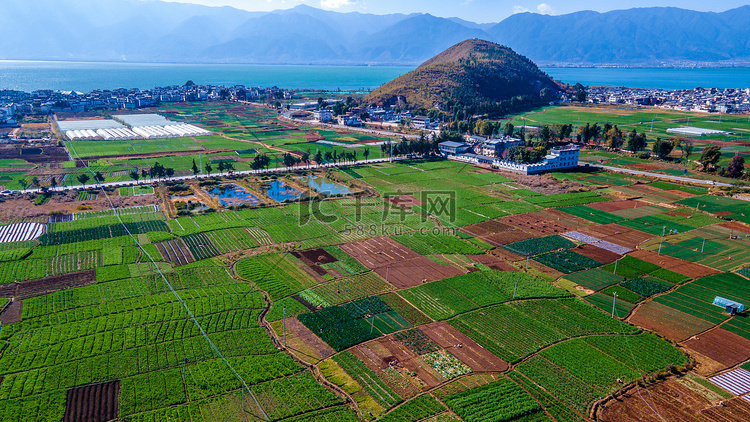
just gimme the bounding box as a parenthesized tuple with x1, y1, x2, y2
(365, 39, 564, 112)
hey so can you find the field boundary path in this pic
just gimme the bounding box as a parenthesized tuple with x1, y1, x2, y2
(584, 162, 736, 187)
(12, 156, 407, 195)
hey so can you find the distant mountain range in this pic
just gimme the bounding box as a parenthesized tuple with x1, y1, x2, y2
(2, 1, 749, 67)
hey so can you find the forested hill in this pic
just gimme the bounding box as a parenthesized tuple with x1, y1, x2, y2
(364, 39, 564, 113)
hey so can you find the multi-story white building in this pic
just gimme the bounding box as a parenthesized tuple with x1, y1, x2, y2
(314, 109, 333, 123)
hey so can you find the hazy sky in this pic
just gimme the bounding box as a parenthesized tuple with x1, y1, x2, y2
(142, 0, 748, 23)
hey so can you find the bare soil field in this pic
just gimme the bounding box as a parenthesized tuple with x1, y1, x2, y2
(578, 223, 654, 249)
(341, 237, 464, 288)
(358, 335, 443, 390)
(628, 301, 714, 342)
(352, 343, 421, 399)
(155, 239, 195, 266)
(629, 249, 719, 278)
(682, 328, 750, 370)
(461, 219, 513, 237)
(719, 221, 750, 235)
(0, 270, 96, 300)
(278, 317, 335, 363)
(64, 381, 120, 422)
(499, 212, 575, 236)
(572, 244, 621, 264)
(0, 300, 22, 325)
(420, 322, 508, 373)
(467, 254, 519, 272)
(598, 377, 750, 422)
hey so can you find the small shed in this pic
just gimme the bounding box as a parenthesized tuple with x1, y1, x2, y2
(713, 297, 745, 315)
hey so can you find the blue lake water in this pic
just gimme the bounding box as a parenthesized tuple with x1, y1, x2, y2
(209, 184, 263, 207)
(0, 61, 749, 92)
(0, 61, 412, 93)
(264, 180, 302, 202)
(301, 176, 350, 196)
(540, 67, 750, 90)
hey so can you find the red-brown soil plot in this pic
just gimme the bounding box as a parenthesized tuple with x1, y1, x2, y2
(682, 328, 750, 370)
(156, 239, 195, 266)
(460, 219, 534, 247)
(589, 200, 649, 213)
(499, 212, 575, 236)
(572, 244, 621, 264)
(578, 223, 654, 249)
(280, 317, 335, 363)
(420, 321, 508, 372)
(629, 249, 719, 278)
(628, 301, 714, 342)
(0, 270, 96, 300)
(340, 237, 464, 288)
(468, 254, 518, 272)
(64, 381, 120, 422)
(355, 336, 444, 390)
(719, 221, 750, 235)
(0, 300, 22, 325)
(598, 377, 750, 422)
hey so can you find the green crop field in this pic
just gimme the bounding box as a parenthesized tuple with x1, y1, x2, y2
(3, 101, 734, 422)
(399, 271, 568, 321)
(450, 298, 636, 363)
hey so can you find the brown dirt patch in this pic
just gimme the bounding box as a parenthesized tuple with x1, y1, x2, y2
(0, 300, 22, 324)
(682, 328, 750, 370)
(461, 219, 512, 237)
(628, 301, 714, 342)
(484, 230, 535, 246)
(367, 335, 443, 390)
(590, 200, 649, 212)
(572, 244, 621, 264)
(64, 381, 120, 422)
(295, 248, 337, 265)
(282, 318, 335, 363)
(597, 377, 750, 422)
(578, 223, 654, 249)
(340, 237, 464, 288)
(386, 195, 424, 208)
(719, 221, 750, 234)
(155, 239, 195, 266)
(351, 343, 421, 398)
(420, 321, 509, 372)
(468, 254, 519, 272)
(0, 270, 96, 300)
(499, 212, 575, 235)
(629, 249, 719, 278)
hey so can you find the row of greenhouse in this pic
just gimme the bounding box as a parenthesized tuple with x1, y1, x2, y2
(65, 124, 210, 141)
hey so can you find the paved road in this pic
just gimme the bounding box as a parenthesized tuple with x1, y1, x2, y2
(8, 157, 405, 196)
(582, 162, 736, 188)
(280, 112, 423, 140)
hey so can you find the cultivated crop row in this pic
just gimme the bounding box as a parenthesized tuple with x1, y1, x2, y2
(444, 379, 542, 422)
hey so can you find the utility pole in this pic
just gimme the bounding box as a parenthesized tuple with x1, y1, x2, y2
(701, 238, 706, 253)
(658, 226, 666, 255)
(513, 280, 518, 299)
(613, 258, 619, 275)
(283, 307, 286, 347)
(611, 292, 618, 318)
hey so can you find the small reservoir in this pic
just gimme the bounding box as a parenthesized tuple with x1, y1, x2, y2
(208, 184, 263, 207)
(301, 176, 350, 196)
(264, 180, 303, 202)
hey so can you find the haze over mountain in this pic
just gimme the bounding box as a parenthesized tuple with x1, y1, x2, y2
(2, 0, 749, 66)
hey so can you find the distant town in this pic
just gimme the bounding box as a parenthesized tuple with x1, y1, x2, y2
(580, 86, 750, 114)
(2, 82, 750, 135)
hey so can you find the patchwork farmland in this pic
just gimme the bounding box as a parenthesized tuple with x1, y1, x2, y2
(1, 102, 750, 422)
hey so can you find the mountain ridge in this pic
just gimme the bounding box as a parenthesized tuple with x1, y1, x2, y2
(1, 1, 748, 66)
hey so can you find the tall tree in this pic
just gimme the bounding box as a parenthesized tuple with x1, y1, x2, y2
(129, 170, 140, 183)
(363, 148, 370, 160)
(77, 174, 90, 188)
(700, 145, 722, 170)
(727, 155, 745, 178)
(205, 162, 213, 176)
(50, 176, 57, 189)
(313, 151, 323, 165)
(191, 159, 199, 176)
(503, 122, 515, 137)
(652, 138, 675, 159)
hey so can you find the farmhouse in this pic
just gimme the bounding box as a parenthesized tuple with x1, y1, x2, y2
(438, 141, 471, 155)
